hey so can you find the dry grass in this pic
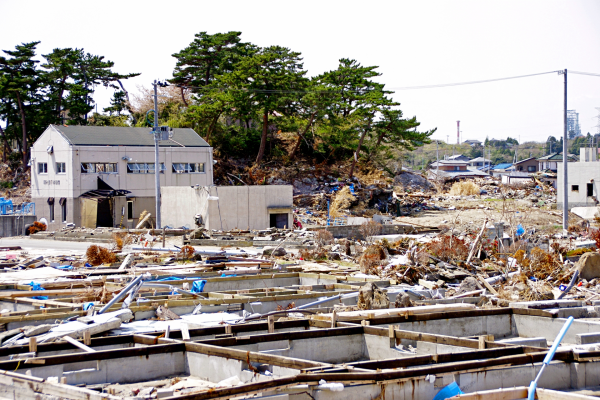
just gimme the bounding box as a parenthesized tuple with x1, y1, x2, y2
(111, 232, 132, 251)
(422, 234, 470, 263)
(86, 245, 117, 266)
(360, 220, 383, 244)
(449, 181, 480, 196)
(329, 186, 355, 218)
(179, 245, 195, 260)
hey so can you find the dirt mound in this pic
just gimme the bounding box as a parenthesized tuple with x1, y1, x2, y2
(394, 171, 434, 192)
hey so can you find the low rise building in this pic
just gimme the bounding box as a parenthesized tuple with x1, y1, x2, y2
(30, 125, 213, 230)
(557, 147, 600, 209)
(513, 157, 538, 173)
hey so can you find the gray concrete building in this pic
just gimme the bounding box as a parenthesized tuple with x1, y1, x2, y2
(161, 185, 293, 230)
(557, 147, 600, 209)
(31, 125, 213, 230)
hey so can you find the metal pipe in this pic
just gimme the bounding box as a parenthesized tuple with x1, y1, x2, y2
(153, 80, 161, 229)
(98, 273, 151, 314)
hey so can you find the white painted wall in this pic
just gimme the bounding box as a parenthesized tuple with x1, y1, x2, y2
(557, 158, 600, 208)
(161, 185, 293, 230)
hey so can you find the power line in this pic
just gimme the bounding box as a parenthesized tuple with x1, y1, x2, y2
(386, 71, 560, 90)
(570, 71, 600, 78)
(175, 70, 570, 94)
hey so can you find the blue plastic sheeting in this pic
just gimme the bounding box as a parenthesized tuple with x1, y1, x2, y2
(433, 382, 463, 400)
(221, 273, 237, 277)
(516, 224, 525, 236)
(154, 277, 182, 281)
(27, 281, 48, 300)
(83, 302, 94, 310)
(84, 263, 92, 268)
(54, 265, 73, 270)
(191, 280, 206, 293)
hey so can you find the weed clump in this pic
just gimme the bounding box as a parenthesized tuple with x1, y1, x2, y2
(111, 232, 132, 251)
(28, 221, 47, 235)
(449, 181, 480, 196)
(179, 245, 195, 260)
(86, 245, 117, 266)
(424, 234, 469, 263)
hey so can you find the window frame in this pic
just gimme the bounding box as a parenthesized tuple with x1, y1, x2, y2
(38, 162, 48, 174)
(572, 185, 579, 192)
(56, 162, 66, 174)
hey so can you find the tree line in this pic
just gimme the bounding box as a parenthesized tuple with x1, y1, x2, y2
(0, 32, 435, 176)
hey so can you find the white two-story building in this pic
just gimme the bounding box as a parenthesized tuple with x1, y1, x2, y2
(31, 124, 213, 230)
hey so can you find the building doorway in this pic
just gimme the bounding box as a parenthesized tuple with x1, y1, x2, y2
(270, 213, 288, 229)
(96, 198, 114, 227)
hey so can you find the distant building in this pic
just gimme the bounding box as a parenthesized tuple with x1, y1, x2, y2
(446, 154, 471, 162)
(512, 157, 538, 173)
(489, 163, 514, 177)
(536, 152, 578, 173)
(468, 157, 491, 168)
(557, 148, 599, 209)
(463, 139, 482, 146)
(428, 160, 489, 180)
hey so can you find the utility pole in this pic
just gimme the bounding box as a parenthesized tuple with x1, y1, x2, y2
(561, 69, 568, 233)
(153, 80, 161, 229)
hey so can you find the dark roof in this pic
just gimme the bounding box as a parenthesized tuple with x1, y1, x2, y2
(536, 152, 578, 161)
(513, 157, 536, 165)
(49, 125, 209, 147)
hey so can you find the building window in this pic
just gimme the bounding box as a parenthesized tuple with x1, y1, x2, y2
(172, 163, 205, 174)
(81, 163, 118, 174)
(38, 163, 48, 174)
(527, 166, 536, 172)
(47, 198, 55, 222)
(454, 166, 460, 171)
(56, 162, 66, 174)
(127, 201, 133, 220)
(572, 185, 579, 192)
(126, 163, 165, 174)
(59, 198, 67, 222)
(588, 183, 594, 197)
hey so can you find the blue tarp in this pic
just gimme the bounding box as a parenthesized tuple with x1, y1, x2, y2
(191, 280, 206, 293)
(28, 281, 48, 300)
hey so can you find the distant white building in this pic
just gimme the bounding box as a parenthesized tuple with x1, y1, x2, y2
(558, 148, 599, 209)
(30, 125, 213, 230)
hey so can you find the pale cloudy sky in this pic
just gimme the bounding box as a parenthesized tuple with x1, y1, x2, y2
(1, 0, 599, 143)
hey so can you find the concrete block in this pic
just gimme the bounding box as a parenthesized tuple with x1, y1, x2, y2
(576, 333, 600, 344)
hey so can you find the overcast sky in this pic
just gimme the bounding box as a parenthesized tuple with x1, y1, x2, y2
(1, 0, 599, 144)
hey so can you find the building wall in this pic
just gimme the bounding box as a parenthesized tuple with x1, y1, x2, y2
(30, 125, 213, 229)
(514, 159, 538, 172)
(557, 161, 600, 209)
(161, 185, 293, 230)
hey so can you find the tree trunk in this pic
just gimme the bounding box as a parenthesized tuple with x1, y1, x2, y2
(180, 86, 188, 107)
(0, 123, 9, 163)
(348, 122, 371, 179)
(290, 112, 316, 160)
(255, 111, 269, 164)
(366, 131, 386, 162)
(15, 92, 27, 165)
(117, 80, 137, 124)
(206, 112, 221, 144)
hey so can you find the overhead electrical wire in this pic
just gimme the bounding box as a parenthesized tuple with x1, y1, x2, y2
(173, 70, 570, 95)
